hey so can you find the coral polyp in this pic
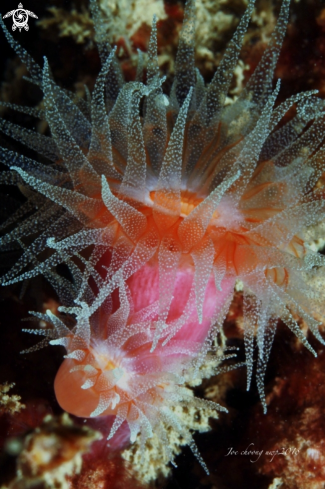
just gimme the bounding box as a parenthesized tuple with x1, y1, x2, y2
(1, 0, 325, 428)
(24, 281, 228, 471)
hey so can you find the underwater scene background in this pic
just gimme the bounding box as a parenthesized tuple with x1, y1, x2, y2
(1, 0, 325, 488)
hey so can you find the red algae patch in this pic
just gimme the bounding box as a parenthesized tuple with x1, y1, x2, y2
(69, 454, 147, 489)
(244, 337, 325, 489)
(5, 414, 101, 489)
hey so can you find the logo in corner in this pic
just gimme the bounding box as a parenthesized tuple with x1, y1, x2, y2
(3, 3, 38, 32)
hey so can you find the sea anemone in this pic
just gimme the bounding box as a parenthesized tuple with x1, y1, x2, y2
(1, 0, 325, 413)
(23, 280, 230, 472)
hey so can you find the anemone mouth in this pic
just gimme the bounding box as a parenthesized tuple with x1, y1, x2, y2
(149, 190, 204, 218)
(90, 348, 119, 372)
